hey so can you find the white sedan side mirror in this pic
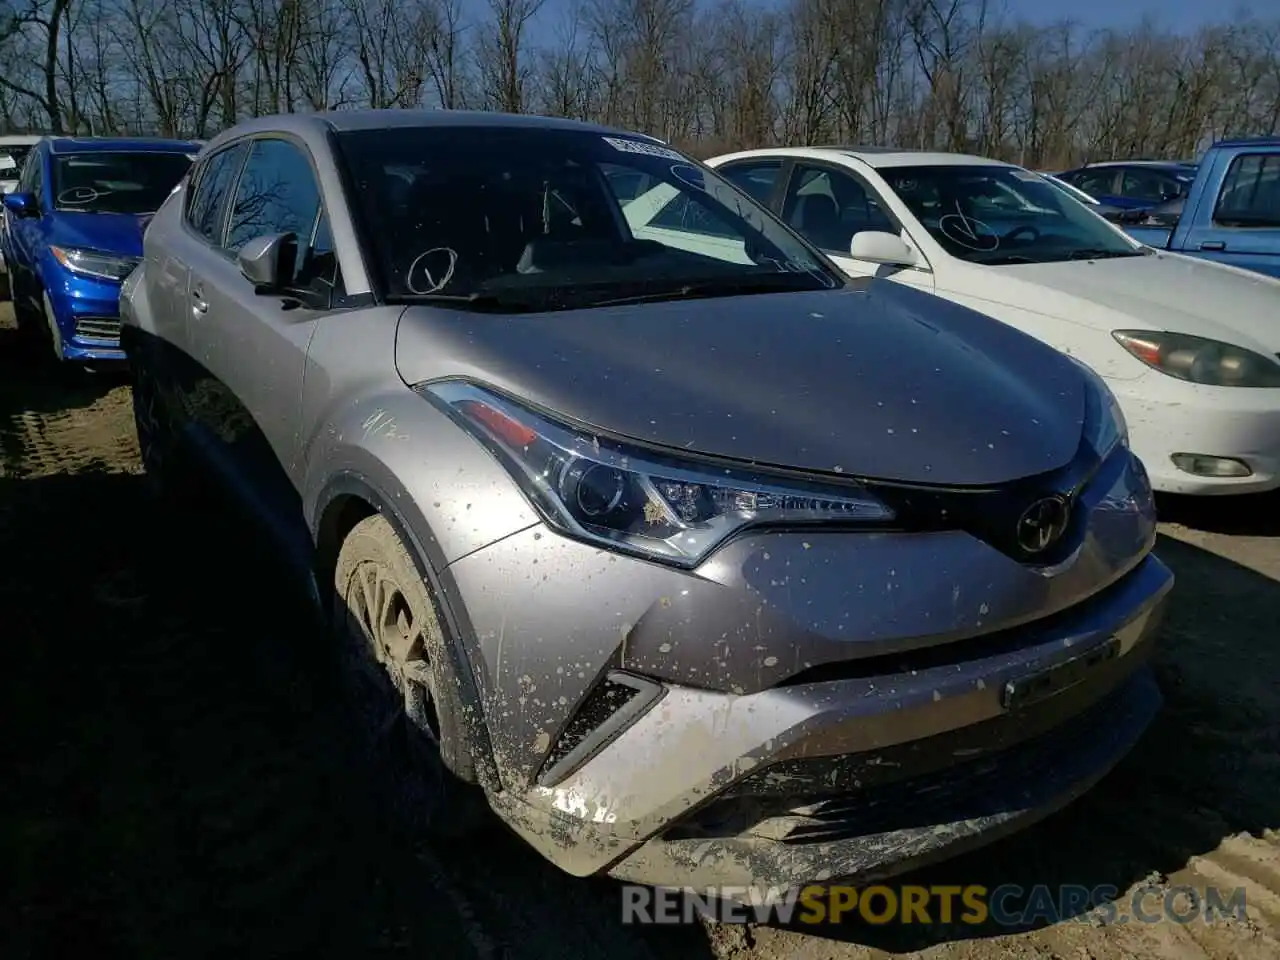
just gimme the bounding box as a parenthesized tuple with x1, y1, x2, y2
(850, 230, 919, 267)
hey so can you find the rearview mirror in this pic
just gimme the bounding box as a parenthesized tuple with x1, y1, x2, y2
(3, 191, 37, 218)
(849, 230, 919, 267)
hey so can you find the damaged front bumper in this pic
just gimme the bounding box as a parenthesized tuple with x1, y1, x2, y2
(487, 553, 1172, 889)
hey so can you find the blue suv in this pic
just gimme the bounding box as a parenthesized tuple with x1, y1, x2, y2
(1, 136, 198, 362)
(1054, 161, 1197, 212)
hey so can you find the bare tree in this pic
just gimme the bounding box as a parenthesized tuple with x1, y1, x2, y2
(0, 0, 1275, 165)
(477, 0, 544, 112)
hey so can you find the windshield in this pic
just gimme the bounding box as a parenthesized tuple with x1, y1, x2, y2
(336, 126, 841, 310)
(879, 165, 1144, 265)
(53, 151, 193, 215)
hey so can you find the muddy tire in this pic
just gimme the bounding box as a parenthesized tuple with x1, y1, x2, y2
(333, 513, 487, 841)
(10, 275, 45, 348)
(129, 348, 207, 508)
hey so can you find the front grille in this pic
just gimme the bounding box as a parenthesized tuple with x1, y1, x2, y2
(74, 316, 121, 342)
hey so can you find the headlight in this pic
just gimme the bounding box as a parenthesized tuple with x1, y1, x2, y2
(49, 245, 140, 282)
(1071, 358, 1128, 457)
(1113, 330, 1280, 387)
(422, 381, 895, 566)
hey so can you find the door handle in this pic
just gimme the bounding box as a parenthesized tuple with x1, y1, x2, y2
(1199, 241, 1226, 251)
(191, 287, 208, 316)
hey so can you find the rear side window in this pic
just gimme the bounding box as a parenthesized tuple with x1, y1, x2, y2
(1119, 168, 1181, 203)
(1214, 153, 1280, 228)
(187, 143, 248, 244)
(1069, 169, 1115, 197)
(225, 138, 322, 281)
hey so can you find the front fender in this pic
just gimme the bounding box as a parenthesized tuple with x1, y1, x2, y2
(303, 381, 541, 795)
(302, 383, 540, 573)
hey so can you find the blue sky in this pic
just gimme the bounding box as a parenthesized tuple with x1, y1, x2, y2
(527, 0, 1257, 45)
(521, 0, 1258, 56)
(997, 0, 1251, 31)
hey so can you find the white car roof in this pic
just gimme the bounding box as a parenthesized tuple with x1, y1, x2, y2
(1072, 160, 1194, 169)
(0, 135, 42, 146)
(711, 146, 1013, 170)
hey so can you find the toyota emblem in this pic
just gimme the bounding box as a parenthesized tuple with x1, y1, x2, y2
(1016, 495, 1071, 554)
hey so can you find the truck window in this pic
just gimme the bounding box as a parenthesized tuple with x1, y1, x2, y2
(1214, 153, 1280, 228)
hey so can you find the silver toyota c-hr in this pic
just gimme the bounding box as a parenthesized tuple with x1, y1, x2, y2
(120, 109, 1173, 894)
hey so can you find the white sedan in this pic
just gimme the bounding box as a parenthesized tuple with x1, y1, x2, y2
(624, 146, 1280, 496)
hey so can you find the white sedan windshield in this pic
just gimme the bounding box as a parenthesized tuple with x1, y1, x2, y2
(880, 165, 1145, 265)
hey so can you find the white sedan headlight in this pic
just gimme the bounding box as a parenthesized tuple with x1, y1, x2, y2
(1113, 330, 1280, 388)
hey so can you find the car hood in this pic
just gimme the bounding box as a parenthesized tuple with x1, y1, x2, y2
(44, 210, 148, 258)
(395, 281, 1086, 486)
(952, 252, 1280, 355)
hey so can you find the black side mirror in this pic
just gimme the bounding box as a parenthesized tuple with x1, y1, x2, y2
(3, 191, 37, 218)
(238, 232, 330, 309)
(238, 232, 294, 287)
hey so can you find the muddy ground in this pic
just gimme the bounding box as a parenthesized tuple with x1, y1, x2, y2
(1, 303, 1278, 960)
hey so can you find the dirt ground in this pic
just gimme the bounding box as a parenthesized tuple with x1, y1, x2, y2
(2, 303, 1278, 960)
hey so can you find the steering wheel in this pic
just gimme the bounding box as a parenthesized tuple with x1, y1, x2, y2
(1003, 224, 1041, 243)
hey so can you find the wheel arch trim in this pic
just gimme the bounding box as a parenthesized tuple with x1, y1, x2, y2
(312, 469, 505, 794)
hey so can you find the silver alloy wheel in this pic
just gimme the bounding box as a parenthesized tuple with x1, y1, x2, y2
(340, 557, 444, 806)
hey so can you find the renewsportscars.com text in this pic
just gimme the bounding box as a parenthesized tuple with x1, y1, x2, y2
(621, 883, 1248, 926)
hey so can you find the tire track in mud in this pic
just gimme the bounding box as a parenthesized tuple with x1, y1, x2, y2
(0, 320, 696, 960)
(3, 305, 1279, 960)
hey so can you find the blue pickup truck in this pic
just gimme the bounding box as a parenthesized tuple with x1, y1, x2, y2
(1123, 137, 1280, 279)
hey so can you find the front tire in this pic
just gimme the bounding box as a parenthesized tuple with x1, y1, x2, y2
(333, 513, 487, 840)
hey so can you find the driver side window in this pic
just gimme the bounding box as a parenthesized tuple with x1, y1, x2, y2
(225, 137, 322, 284)
(781, 164, 895, 254)
(19, 150, 43, 207)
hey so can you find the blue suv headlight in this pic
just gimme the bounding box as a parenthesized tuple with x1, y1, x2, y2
(49, 245, 140, 282)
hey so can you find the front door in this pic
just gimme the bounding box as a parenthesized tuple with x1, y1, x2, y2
(180, 135, 334, 529)
(7, 148, 47, 307)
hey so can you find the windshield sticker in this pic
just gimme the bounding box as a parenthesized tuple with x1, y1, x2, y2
(1010, 170, 1041, 181)
(669, 163, 705, 190)
(602, 136, 686, 162)
(938, 211, 1000, 251)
